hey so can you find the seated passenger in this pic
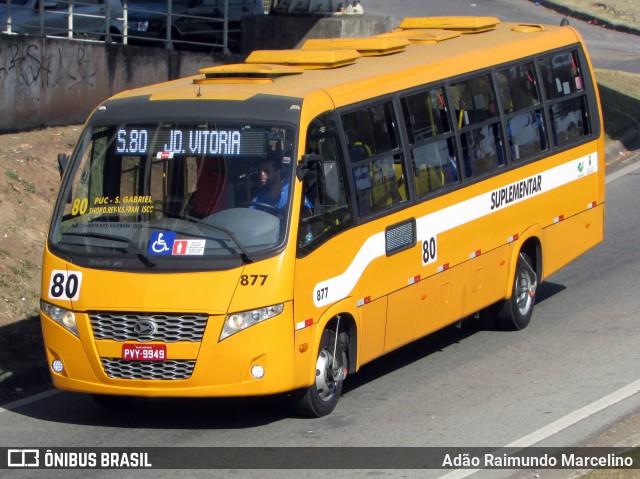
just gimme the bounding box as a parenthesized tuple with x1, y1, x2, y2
(187, 157, 226, 218)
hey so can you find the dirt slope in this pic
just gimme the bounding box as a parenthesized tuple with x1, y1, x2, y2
(0, 126, 80, 327)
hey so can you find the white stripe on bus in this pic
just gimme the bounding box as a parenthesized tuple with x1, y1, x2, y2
(313, 153, 598, 308)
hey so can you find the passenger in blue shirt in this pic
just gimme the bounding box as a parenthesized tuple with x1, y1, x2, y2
(252, 156, 289, 210)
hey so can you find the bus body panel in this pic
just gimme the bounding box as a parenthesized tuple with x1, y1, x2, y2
(542, 204, 604, 279)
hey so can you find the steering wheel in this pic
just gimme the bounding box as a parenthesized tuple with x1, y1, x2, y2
(239, 201, 280, 215)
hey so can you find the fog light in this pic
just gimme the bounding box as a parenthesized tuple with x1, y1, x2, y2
(251, 365, 265, 379)
(51, 360, 64, 373)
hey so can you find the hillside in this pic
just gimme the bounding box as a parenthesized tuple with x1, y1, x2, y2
(0, 126, 80, 327)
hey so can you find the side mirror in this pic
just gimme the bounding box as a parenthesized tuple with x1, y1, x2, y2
(57, 153, 69, 179)
(57, 153, 73, 204)
(296, 153, 321, 181)
(296, 153, 327, 205)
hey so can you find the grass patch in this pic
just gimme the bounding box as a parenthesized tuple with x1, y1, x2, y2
(22, 180, 36, 193)
(8, 260, 38, 279)
(2, 170, 37, 193)
(581, 448, 640, 478)
(5, 170, 19, 181)
(596, 69, 640, 149)
(542, 0, 639, 32)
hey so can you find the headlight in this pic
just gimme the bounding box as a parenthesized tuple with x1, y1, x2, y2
(220, 303, 284, 341)
(128, 21, 149, 32)
(41, 300, 78, 337)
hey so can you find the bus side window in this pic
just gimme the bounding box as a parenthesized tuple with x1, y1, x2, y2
(298, 113, 354, 254)
(342, 101, 408, 217)
(539, 50, 584, 101)
(450, 74, 505, 178)
(539, 50, 591, 148)
(401, 86, 459, 196)
(496, 62, 548, 162)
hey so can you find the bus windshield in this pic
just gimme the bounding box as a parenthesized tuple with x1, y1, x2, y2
(49, 122, 297, 270)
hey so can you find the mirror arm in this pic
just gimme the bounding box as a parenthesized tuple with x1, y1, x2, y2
(57, 153, 69, 179)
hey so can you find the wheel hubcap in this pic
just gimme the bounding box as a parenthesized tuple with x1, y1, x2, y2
(515, 269, 535, 316)
(315, 348, 337, 402)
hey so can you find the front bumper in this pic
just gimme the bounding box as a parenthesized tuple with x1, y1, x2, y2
(40, 302, 307, 397)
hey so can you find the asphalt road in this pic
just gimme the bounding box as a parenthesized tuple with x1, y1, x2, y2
(1, 161, 639, 479)
(364, 0, 640, 74)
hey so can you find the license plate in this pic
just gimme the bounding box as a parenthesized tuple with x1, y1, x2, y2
(121, 343, 167, 361)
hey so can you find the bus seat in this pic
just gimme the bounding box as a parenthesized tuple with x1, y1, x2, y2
(415, 165, 444, 194)
(188, 158, 227, 217)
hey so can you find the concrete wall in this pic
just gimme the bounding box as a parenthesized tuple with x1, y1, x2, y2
(0, 14, 392, 133)
(242, 14, 392, 51)
(0, 36, 223, 133)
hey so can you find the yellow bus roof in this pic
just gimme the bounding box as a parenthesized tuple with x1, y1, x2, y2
(111, 18, 583, 111)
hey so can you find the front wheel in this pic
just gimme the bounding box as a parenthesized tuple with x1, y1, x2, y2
(496, 252, 537, 330)
(293, 328, 347, 418)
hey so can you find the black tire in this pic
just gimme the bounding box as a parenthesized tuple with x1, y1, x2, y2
(293, 328, 347, 418)
(496, 252, 537, 330)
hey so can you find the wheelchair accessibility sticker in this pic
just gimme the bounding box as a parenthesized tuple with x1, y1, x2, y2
(148, 231, 176, 255)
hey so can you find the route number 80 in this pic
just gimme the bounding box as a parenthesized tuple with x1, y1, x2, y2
(422, 236, 438, 265)
(48, 270, 83, 301)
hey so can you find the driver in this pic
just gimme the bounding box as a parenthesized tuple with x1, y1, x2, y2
(251, 151, 313, 213)
(252, 154, 288, 209)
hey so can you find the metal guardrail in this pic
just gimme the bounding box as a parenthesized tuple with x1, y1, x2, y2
(0, 0, 247, 53)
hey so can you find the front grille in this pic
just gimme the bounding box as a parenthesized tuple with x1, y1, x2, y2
(89, 312, 208, 342)
(101, 358, 196, 380)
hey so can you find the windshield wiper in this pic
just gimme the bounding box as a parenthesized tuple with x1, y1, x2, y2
(59, 231, 156, 268)
(181, 214, 255, 264)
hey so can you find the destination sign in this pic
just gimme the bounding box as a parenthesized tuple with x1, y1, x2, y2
(115, 127, 265, 157)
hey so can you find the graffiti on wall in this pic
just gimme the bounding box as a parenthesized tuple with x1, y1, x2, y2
(0, 40, 97, 90)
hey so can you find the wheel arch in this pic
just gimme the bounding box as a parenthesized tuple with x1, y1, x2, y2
(314, 299, 358, 375)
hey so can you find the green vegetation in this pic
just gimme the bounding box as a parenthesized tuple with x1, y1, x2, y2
(583, 448, 640, 478)
(596, 69, 640, 146)
(545, 0, 638, 32)
(4, 169, 38, 193)
(4, 170, 19, 181)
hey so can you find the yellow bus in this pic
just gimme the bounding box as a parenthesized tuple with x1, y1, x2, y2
(40, 16, 604, 417)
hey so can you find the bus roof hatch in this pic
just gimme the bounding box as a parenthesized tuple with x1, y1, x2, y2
(245, 49, 362, 69)
(376, 28, 461, 44)
(301, 37, 409, 56)
(398, 16, 501, 33)
(195, 63, 304, 84)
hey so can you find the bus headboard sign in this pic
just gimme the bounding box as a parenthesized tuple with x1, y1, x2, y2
(115, 128, 266, 157)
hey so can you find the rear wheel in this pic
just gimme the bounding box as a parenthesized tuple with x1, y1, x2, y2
(496, 252, 537, 330)
(293, 328, 347, 418)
